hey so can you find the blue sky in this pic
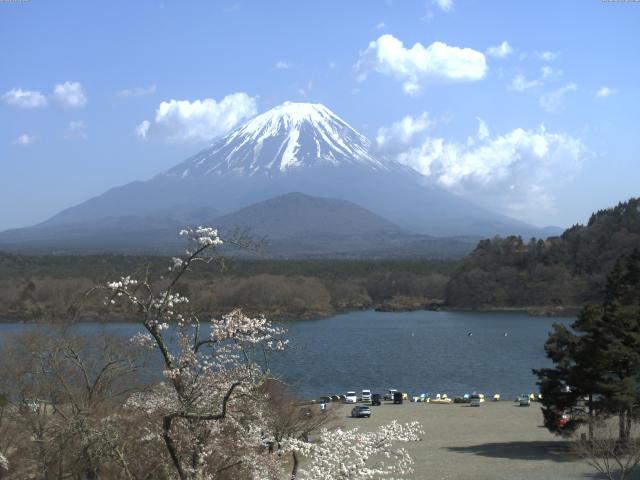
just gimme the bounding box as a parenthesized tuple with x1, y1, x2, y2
(1, 0, 638, 230)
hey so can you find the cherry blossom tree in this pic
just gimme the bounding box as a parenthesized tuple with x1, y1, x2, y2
(101, 227, 287, 480)
(100, 226, 422, 480)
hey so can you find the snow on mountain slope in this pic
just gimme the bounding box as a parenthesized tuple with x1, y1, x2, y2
(165, 102, 389, 178)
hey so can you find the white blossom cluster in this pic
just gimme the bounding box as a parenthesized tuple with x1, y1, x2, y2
(168, 256, 184, 271)
(287, 421, 423, 480)
(211, 309, 288, 350)
(106, 275, 138, 290)
(179, 226, 223, 248)
(130, 331, 156, 349)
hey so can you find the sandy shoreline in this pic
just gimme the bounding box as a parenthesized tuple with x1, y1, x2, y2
(0, 304, 580, 324)
(329, 401, 596, 480)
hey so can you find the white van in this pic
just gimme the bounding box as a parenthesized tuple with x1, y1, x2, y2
(470, 393, 482, 407)
(345, 391, 358, 403)
(362, 389, 372, 402)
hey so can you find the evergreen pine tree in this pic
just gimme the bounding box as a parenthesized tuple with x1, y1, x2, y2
(535, 249, 640, 441)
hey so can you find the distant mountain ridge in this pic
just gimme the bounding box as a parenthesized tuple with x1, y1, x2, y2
(0, 102, 558, 254)
(214, 192, 402, 239)
(0, 192, 478, 258)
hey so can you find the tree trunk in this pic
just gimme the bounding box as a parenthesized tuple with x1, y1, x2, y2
(588, 394, 594, 441)
(619, 411, 630, 445)
(290, 451, 299, 480)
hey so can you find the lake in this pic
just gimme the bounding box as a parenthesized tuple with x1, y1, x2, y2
(0, 309, 571, 400)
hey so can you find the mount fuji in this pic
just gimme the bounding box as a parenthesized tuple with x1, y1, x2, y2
(0, 102, 556, 255)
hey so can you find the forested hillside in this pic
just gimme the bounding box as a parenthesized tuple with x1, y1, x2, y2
(446, 198, 640, 310)
(0, 255, 455, 321)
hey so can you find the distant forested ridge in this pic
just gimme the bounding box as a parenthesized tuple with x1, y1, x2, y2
(0, 255, 455, 321)
(445, 198, 640, 310)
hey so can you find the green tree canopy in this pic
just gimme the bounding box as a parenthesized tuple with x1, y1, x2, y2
(535, 249, 640, 440)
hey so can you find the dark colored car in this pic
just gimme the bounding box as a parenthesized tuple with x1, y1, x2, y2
(351, 405, 371, 418)
(371, 393, 382, 406)
(393, 392, 403, 404)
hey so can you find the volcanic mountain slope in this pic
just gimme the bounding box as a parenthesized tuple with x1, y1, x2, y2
(0, 102, 555, 254)
(0, 192, 477, 257)
(214, 193, 477, 258)
(214, 192, 402, 239)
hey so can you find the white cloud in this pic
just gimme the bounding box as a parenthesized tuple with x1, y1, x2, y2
(135, 120, 150, 140)
(297, 80, 314, 98)
(1, 88, 48, 108)
(535, 51, 560, 61)
(354, 34, 487, 95)
(275, 61, 290, 70)
(509, 74, 541, 91)
(376, 112, 433, 152)
(540, 66, 562, 80)
(136, 92, 257, 143)
(595, 86, 617, 98)
(476, 117, 490, 140)
(10, 133, 35, 146)
(376, 22, 387, 30)
(539, 83, 577, 112)
(51, 81, 87, 108)
(378, 116, 587, 219)
(434, 0, 453, 12)
(117, 84, 156, 98)
(65, 120, 87, 140)
(486, 41, 513, 58)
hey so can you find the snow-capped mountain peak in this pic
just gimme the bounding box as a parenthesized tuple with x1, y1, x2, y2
(167, 102, 388, 178)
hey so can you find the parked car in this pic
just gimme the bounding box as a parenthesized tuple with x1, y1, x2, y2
(362, 389, 372, 402)
(556, 413, 570, 428)
(518, 394, 531, 406)
(393, 391, 403, 404)
(371, 393, 382, 406)
(384, 389, 398, 401)
(351, 405, 371, 418)
(345, 391, 358, 403)
(470, 393, 482, 407)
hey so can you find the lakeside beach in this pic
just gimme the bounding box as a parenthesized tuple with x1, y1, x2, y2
(332, 401, 594, 480)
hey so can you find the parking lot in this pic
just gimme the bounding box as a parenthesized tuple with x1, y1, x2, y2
(333, 400, 597, 480)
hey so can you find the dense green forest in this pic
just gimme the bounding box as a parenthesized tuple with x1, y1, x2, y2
(445, 198, 640, 310)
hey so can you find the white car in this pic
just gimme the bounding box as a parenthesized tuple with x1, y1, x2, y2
(345, 391, 358, 403)
(362, 389, 372, 402)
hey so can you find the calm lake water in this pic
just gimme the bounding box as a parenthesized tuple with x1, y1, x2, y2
(0, 310, 571, 400)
